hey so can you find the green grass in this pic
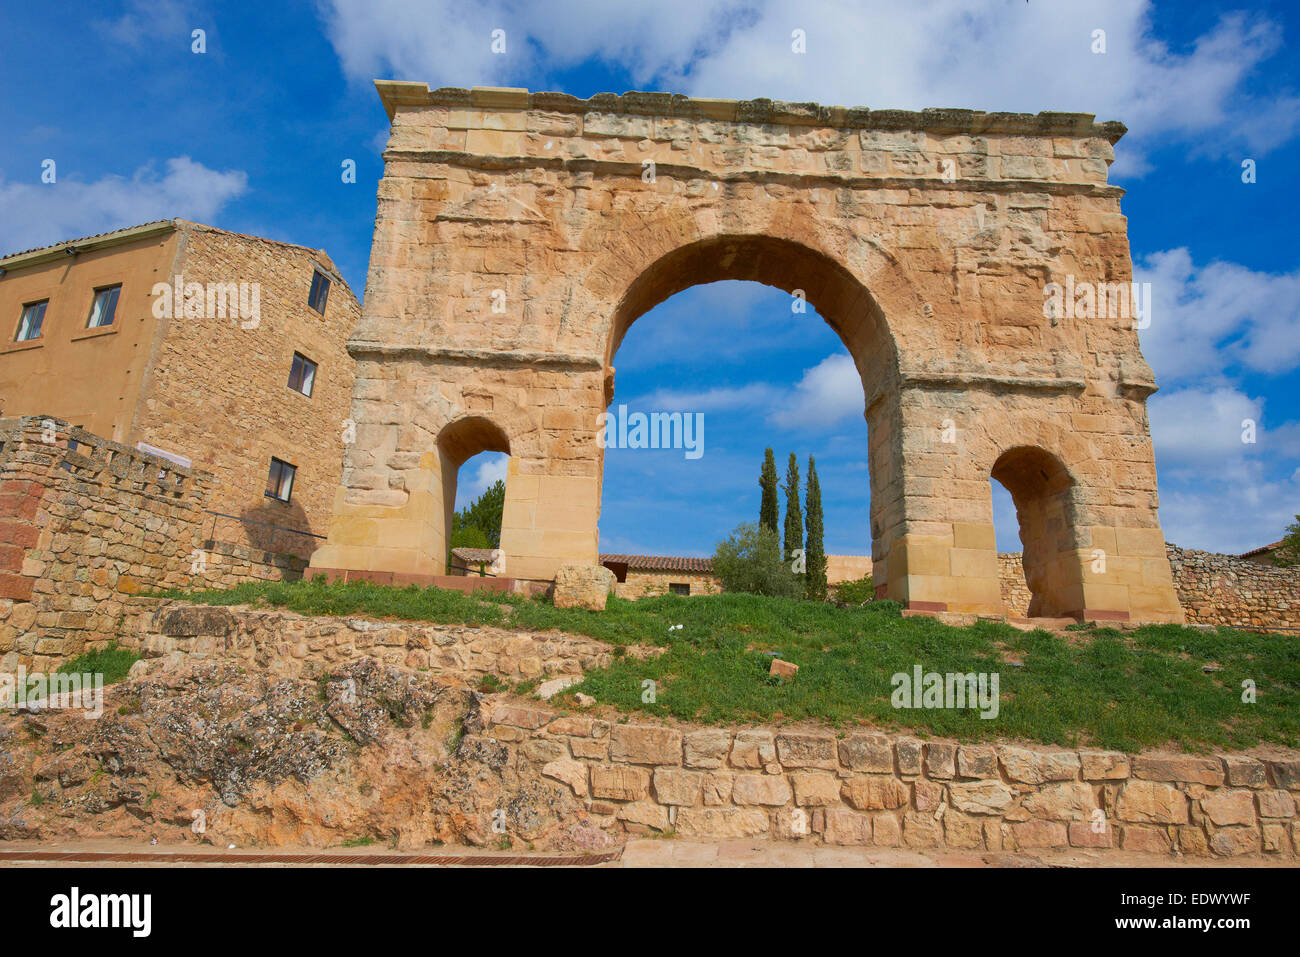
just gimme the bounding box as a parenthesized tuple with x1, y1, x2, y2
(166, 579, 1300, 752)
(56, 642, 140, 685)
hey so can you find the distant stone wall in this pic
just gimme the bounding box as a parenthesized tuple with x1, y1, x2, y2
(0, 417, 306, 671)
(999, 553, 1031, 617)
(614, 570, 722, 600)
(140, 603, 616, 681)
(1166, 544, 1300, 631)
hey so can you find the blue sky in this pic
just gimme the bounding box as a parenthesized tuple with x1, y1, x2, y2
(2, 1, 1297, 557)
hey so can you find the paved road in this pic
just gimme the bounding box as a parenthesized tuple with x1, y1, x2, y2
(0, 838, 1290, 867)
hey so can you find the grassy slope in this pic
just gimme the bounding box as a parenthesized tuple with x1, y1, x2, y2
(168, 580, 1300, 752)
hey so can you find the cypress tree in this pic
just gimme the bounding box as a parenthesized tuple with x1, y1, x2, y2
(759, 448, 780, 535)
(782, 453, 803, 561)
(804, 455, 828, 601)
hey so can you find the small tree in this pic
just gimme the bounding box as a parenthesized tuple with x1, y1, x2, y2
(804, 456, 827, 601)
(1275, 515, 1300, 567)
(759, 448, 780, 536)
(713, 522, 802, 598)
(782, 453, 803, 561)
(451, 478, 505, 548)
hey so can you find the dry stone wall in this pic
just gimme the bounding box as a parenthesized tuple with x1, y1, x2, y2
(140, 603, 615, 681)
(0, 417, 306, 671)
(1166, 544, 1300, 631)
(484, 704, 1299, 858)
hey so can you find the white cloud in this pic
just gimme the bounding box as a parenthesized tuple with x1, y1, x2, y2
(0, 157, 248, 257)
(1148, 386, 1263, 469)
(454, 451, 508, 509)
(1136, 248, 1300, 381)
(632, 382, 780, 413)
(769, 353, 862, 430)
(318, 1, 1297, 174)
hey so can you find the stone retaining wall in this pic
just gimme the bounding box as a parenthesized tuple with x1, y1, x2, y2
(140, 603, 616, 681)
(1166, 543, 1300, 631)
(0, 417, 306, 671)
(482, 703, 1300, 858)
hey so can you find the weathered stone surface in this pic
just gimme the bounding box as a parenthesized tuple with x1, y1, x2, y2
(1079, 750, 1130, 781)
(923, 742, 956, 780)
(774, 732, 837, 769)
(838, 733, 893, 773)
(1068, 821, 1114, 848)
(842, 775, 909, 811)
(732, 773, 793, 806)
(1220, 755, 1267, 788)
(998, 746, 1080, 784)
(682, 728, 731, 769)
(1209, 827, 1260, 857)
(1123, 826, 1172, 854)
(948, 780, 1015, 815)
(651, 768, 702, 806)
(608, 725, 681, 765)
(895, 737, 923, 775)
(944, 811, 985, 849)
(823, 808, 873, 845)
(1116, 780, 1188, 824)
(553, 565, 615, 610)
(1016, 782, 1098, 821)
(674, 806, 768, 838)
(616, 802, 669, 830)
(1132, 754, 1224, 786)
(541, 758, 588, 797)
(902, 811, 943, 848)
(956, 745, 997, 779)
(1258, 790, 1296, 819)
(1199, 790, 1256, 827)
(1267, 759, 1300, 790)
(729, 730, 776, 769)
(589, 765, 650, 801)
(311, 86, 1189, 627)
(1012, 820, 1068, 848)
(701, 771, 734, 806)
(913, 779, 944, 813)
(791, 772, 841, 806)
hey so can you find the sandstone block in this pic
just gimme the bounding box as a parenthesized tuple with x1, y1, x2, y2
(589, 765, 650, 802)
(732, 773, 793, 806)
(838, 733, 894, 773)
(609, 725, 681, 765)
(774, 732, 837, 769)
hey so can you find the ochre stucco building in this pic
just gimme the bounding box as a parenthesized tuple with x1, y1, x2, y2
(0, 220, 360, 555)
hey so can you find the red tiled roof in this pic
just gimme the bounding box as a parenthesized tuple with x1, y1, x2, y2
(1239, 540, 1284, 559)
(600, 553, 713, 573)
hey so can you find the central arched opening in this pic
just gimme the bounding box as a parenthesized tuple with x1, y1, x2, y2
(436, 415, 510, 576)
(596, 235, 899, 596)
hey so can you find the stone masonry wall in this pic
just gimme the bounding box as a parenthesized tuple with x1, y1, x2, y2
(999, 553, 1032, 617)
(137, 601, 1300, 858)
(613, 570, 723, 600)
(1166, 543, 1300, 631)
(141, 603, 616, 681)
(0, 417, 305, 671)
(490, 705, 1299, 859)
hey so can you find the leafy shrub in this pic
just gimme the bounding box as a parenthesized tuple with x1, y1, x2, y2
(833, 574, 875, 605)
(712, 523, 802, 598)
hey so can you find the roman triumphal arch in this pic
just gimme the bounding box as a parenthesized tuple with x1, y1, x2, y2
(307, 81, 1184, 623)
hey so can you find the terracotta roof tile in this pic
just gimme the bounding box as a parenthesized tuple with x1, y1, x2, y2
(600, 553, 713, 573)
